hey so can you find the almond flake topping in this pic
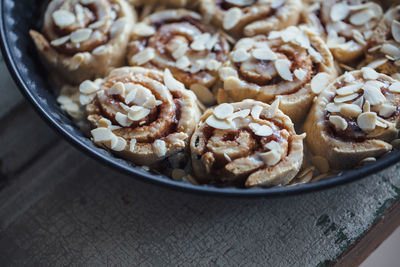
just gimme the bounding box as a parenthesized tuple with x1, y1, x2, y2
(361, 67, 379, 80)
(339, 104, 362, 117)
(249, 123, 273, 137)
(111, 136, 127, 152)
(176, 56, 191, 70)
(51, 35, 70, 46)
(334, 93, 359, 103)
(380, 44, 400, 59)
(363, 100, 371, 113)
(214, 103, 234, 120)
(311, 73, 330, 94)
(206, 115, 234, 130)
(190, 84, 215, 106)
(379, 104, 396, 118)
(330, 2, 350, 22)
(392, 20, 400, 43)
(70, 28, 92, 43)
(274, 59, 292, 81)
(228, 109, 251, 121)
(223, 8, 242, 30)
(115, 112, 132, 127)
(266, 98, 280, 118)
(357, 112, 377, 132)
(108, 82, 125, 96)
(349, 9, 374, 26)
(326, 103, 343, 113)
(232, 48, 251, 63)
(191, 33, 211, 51)
(128, 106, 150, 121)
(363, 82, 386, 105)
(252, 47, 277, 61)
(336, 83, 362, 96)
(164, 69, 185, 91)
(294, 69, 307, 81)
(79, 80, 100, 94)
(260, 150, 281, 166)
(251, 105, 263, 120)
(225, 0, 255, 6)
(91, 127, 113, 142)
(220, 67, 239, 80)
(329, 115, 348, 131)
(153, 140, 167, 157)
(389, 82, 400, 93)
(131, 48, 155, 65)
(52, 10, 76, 27)
(366, 58, 388, 69)
(133, 23, 156, 37)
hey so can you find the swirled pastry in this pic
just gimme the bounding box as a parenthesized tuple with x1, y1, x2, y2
(190, 99, 304, 187)
(365, 5, 400, 81)
(30, 0, 136, 85)
(304, 0, 383, 64)
(127, 9, 230, 105)
(304, 68, 400, 170)
(200, 0, 302, 38)
(216, 26, 337, 123)
(81, 67, 201, 166)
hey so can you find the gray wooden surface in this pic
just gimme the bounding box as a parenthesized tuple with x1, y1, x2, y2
(0, 56, 400, 266)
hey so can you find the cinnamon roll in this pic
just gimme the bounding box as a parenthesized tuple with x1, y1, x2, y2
(190, 99, 305, 187)
(30, 0, 136, 85)
(304, 68, 400, 170)
(304, 0, 383, 64)
(127, 9, 230, 106)
(216, 26, 337, 124)
(365, 5, 400, 81)
(200, 0, 302, 38)
(82, 67, 201, 166)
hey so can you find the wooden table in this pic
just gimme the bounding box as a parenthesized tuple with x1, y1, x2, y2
(0, 55, 400, 266)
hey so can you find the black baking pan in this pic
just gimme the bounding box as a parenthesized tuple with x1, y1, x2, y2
(1, 0, 399, 197)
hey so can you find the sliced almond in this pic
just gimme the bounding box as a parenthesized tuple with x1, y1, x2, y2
(52, 10, 75, 27)
(251, 105, 263, 120)
(191, 33, 211, 51)
(206, 115, 234, 130)
(108, 82, 125, 96)
(79, 80, 100, 94)
(91, 127, 113, 142)
(70, 28, 92, 43)
(252, 47, 277, 61)
(225, 0, 254, 6)
(361, 67, 379, 80)
(51, 35, 70, 46)
(115, 112, 132, 127)
(214, 103, 234, 120)
(326, 103, 343, 113)
(219, 67, 238, 80)
(228, 109, 251, 121)
(164, 69, 185, 91)
(363, 100, 371, 113)
(249, 123, 273, 137)
(129, 139, 137, 152)
(349, 9, 374, 26)
(232, 48, 251, 63)
(131, 48, 155, 65)
(340, 104, 362, 117)
(224, 77, 243, 90)
(329, 115, 348, 131)
(376, 117, 389, 129)
(206, 59, 222, 71)
(153, 140, 167, 157)
(389, 82, 400, 93)
(190, 84, 215, 106)
(176, 56, 191, 70)
(294, 69, 307, 81)
(366, 58, 388, 69)
(330, 2, 350, 22)
(380, 43, 400, 59)
(392, 20, 400, 43)
(311, 72, 330, 94)
(334, 93, 359, 103)
(267, 98, 280, 118)
(223, 8, 242, 30)
(363, 83, 386, 106)
(260, 150, 281, 166)
(111, 136, 127, 152)
(274, 59, 292, 81)
(132, 23, 156, 37)
(336, 83, 362, 96)
(127, 106, 150, 121)
(357, 112, 377, 132)
(379, 104, 396, 118)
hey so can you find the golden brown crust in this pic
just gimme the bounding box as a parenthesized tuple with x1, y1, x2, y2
(190, 99, 304, 187)
(30, 0, 136, 85)
(82, 67, 201, 166)
(304, 69, 400, 170)
(216, 26, 337, 124)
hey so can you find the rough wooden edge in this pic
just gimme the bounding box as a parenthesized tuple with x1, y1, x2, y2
(334, 200, 400, 266)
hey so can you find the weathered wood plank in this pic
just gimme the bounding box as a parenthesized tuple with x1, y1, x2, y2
(0, 135, 398, 266)
(0, 56, 23, 117)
